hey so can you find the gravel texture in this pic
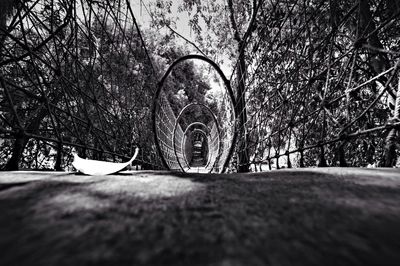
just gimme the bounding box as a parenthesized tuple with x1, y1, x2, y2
(0, 168, 399, 266)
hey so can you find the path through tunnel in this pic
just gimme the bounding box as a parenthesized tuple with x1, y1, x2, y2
(188, 127, 210, 168)
(182, 122, 211, 169)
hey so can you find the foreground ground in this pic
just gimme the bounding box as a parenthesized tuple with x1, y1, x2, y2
(0, 168, 399, 266)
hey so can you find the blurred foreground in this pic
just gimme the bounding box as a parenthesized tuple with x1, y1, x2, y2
(0, 168, 399, 265)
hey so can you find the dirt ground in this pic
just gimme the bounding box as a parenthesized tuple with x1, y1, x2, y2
(0, 168, 399, 266)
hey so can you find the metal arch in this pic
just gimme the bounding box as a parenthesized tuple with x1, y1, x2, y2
(172, 103, 221, 173)
(181, 122, 210, 170)
(152, 54, 238, 173)
(183, 122, 210, 136)
(192, 128, 208, 136)
(181, 134, 190, 170)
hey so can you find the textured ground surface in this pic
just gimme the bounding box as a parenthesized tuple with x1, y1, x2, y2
(0, 168, 399, 266)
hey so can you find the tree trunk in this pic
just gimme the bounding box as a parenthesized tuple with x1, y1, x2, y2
(287, 154, 292, 168)
(54, 141, 63, 171)
(384, 129, 397, 166)
(235, 40, 249, 173)
(338, 141, 348, 167)
(3, 134, 27, 170)
(317, 146, 328, 167)
(0, 0, 15, 49)
(299, 150, 305, 168)
(384, 80, 400, 166)
(227, 0, 259, 173)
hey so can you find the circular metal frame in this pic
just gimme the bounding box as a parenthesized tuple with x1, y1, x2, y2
(193, 128, 214, 170)
(192, 128, 208, 136)
(189, 128, 210, 168)
(173, 103, 220, 173)
(189, 128, 212, 166)
(181, 122, 210, 169)
(152, 54, 238, 173)
(183, 122, 210, 135)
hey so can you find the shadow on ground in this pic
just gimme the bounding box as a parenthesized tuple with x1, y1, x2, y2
(0, 168, 399, 266)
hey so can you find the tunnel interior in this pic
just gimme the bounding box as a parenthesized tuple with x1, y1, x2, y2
(186, 129, 209, 167)
(153, 55, 237, 173)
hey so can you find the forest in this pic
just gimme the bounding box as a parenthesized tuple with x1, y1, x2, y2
(0, 0, 399, 172)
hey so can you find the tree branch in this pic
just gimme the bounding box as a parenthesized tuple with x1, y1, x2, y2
(165, 24, 207, 57)
(227, 0, 242, 43)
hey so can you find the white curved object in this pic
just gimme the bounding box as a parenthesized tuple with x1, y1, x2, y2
(72, 148, 139, 175)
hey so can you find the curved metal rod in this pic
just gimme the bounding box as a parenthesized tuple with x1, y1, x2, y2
(184, 122, 210, 135)
(152, 54, 238, 173)
(172, 103, 221, 173)
(181, 134, 190, 170)
(184, 128, 212, 168)
(192, 128, 208, 136)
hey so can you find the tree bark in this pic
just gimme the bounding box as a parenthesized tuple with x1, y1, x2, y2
(338, 141, 348, 167)
(384, 80, 400, 166)
(287, 154, 292, 168)
(227, 0, 259, 172)
(317, 146, 328, 167)
(54, 141, 63, 171)
(3, 132, 27, 170)
(384, 128, 397, 166)
(0, 0, 15, 48)
(299, 150, 305, 168)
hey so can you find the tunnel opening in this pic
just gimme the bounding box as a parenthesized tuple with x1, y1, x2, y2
(152, 55, 238, 173)
(190, 130, 208, 167)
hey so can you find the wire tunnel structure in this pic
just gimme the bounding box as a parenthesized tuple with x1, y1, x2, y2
(0, 0, 400, 172)
(153, 55, 237, 173)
